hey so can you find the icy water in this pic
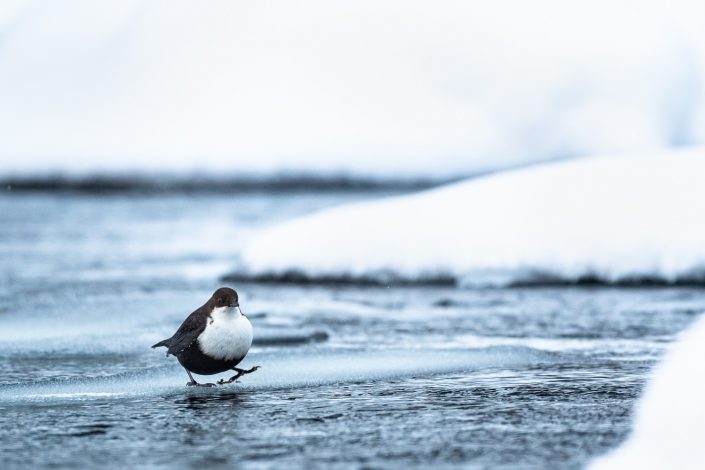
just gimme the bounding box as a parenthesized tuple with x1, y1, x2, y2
(1, 191, 703, 469)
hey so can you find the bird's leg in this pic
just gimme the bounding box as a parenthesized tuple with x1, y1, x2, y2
(217, 366, 261, 385)
(236, 366, 261, 376)
(185, 369, 215, 387)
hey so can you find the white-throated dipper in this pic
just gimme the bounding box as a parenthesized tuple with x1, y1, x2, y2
(152, 287, 259, 387)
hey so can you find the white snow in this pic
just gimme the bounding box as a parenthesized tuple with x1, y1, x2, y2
(589, 314, 705, 470)
(0, 0, 704, 176)
(241, 147, 705, 286)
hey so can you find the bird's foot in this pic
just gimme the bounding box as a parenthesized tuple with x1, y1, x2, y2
(186, 381, 216, 387)
(217, 366, 261, 385)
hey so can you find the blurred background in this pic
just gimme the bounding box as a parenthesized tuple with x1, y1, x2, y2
(1, 0, 704, 178)
(2, 1, 705, 469)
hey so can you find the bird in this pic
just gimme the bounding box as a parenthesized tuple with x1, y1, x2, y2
(152, 287, 259, 387)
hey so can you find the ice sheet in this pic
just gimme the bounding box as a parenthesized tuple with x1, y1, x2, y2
(0, 347, 556, 403)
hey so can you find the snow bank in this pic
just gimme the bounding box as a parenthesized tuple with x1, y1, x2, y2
(1, 0, 704, 176)
(589, 314, 705, 470)
(239, 148, 705, 286)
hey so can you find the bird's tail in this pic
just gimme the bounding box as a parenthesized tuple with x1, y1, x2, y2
(151, 338, 170, 349)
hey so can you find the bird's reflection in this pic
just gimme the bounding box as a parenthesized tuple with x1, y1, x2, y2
(170, 390, 248, 410)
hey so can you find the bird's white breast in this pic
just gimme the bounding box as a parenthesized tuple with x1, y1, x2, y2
(197, 306, 253, 361)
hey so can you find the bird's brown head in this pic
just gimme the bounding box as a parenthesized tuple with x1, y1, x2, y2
(210, 287, 239, 308)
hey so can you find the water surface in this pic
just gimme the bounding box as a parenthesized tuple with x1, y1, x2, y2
(1, 191, 702, 469)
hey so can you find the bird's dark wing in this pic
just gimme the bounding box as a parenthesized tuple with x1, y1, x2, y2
(161, 310, 208, 357)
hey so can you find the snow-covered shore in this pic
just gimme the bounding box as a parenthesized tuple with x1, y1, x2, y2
(239, 148, 705, 286)
(589, 314, 705, 470)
